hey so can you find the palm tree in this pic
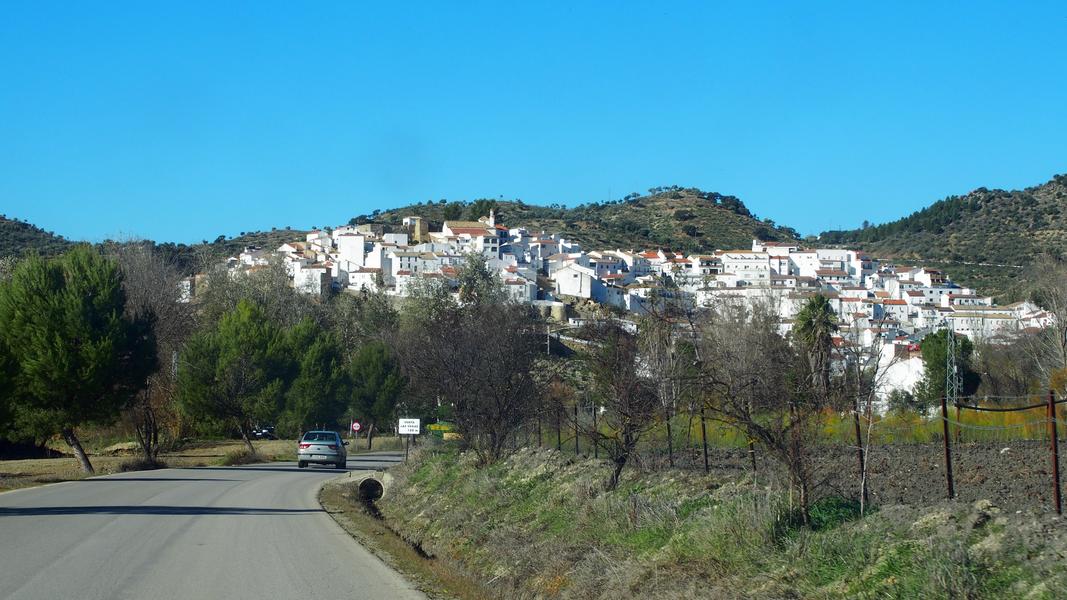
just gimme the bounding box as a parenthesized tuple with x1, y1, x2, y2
(795, 295, 837, 399)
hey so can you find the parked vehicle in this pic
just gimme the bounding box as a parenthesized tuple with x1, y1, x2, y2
(297, 430, 347, 469)
(254, 426, 277, 440)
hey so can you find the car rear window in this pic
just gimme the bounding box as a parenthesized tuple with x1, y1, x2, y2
(302, 432, 336, 442)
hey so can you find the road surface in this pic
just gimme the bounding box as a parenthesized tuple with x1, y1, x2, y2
(0, 452, 424, 600)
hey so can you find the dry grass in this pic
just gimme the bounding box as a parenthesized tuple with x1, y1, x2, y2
(0, 439, 293, 492)
(374, 446, 1065, 599)
(319, 478, 491, 600)
(0, 435, 407, 492)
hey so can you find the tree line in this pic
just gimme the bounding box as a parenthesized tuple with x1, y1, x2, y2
(4, 243, 1065, 527)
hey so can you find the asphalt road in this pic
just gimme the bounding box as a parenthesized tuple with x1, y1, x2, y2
(0, 452, 425, 600)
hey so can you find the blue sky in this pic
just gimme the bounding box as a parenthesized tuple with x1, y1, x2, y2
(1, 1, 1065, 243)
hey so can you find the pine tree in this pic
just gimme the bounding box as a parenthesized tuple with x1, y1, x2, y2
(0, 247, 156, 473)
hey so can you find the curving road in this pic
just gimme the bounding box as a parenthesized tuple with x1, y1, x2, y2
(0, 452, 424, 600)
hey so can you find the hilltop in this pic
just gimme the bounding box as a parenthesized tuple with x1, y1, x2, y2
(0, 215, 73, 258)
(820, 174, 1067, 297)
(0, 215, 308, 276)
(359, 186, 800, 253)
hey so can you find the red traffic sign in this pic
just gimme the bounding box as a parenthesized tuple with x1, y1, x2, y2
(351, 421, 362, 432)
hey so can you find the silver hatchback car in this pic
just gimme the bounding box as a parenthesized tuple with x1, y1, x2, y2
(297, 430, 348, 469)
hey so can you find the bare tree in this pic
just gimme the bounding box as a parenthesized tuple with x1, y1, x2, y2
(694, 301, 827, 524)
(111, 241, 198, 461)
(839, 317, 902, 514)
(583, 323, 660, 490)
(398, 276, 542, 464)
(638, 312, 690, 467)
(198, 257, 325, 329)
(1025, 258, 1067, 391)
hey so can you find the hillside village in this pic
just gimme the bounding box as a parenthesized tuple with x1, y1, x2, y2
(198, 210, 1054, 393)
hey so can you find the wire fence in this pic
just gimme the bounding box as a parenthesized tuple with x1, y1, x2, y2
(935, 391, 1063, 514)
(521, 391, 1065, 515)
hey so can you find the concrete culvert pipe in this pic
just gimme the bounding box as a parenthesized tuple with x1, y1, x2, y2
(357, 477, 384, 502)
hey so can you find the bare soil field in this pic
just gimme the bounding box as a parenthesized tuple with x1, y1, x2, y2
(669, 439, 1062, 512)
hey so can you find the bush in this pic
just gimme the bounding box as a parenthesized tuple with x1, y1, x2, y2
(118, 457, 168, 472)
(219, 449, 266, 466)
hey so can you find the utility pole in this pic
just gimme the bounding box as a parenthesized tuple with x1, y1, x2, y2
(945, 326, 962, 442)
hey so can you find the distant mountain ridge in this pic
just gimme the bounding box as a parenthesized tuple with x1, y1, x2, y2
(820, 175, 1067, 264)
(819, 174, 1067, 296)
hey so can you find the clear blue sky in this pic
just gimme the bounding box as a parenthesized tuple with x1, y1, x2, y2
(1, 1, 1065, 243)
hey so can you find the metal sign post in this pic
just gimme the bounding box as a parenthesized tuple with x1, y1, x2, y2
(398, 418, 420, 463)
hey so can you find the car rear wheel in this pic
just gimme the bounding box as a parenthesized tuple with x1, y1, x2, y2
(298, 460, 307, 469)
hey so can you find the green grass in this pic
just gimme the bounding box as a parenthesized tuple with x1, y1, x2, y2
(375, 446, 1065, 599)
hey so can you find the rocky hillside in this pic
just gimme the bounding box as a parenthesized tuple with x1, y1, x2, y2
(361, 186, 799, 253)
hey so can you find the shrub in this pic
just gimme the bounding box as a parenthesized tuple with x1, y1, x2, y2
(118, 457, 168, 472)
(219, 449, 266, 466)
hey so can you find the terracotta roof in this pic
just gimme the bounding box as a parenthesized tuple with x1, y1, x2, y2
(450, 227, 490, 236)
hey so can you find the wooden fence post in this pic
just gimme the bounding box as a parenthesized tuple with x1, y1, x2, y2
(1049, 390, 1062, 515)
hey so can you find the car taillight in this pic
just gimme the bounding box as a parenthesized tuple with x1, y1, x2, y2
(327, 444, 336, 450)
(299, 443, 310, 449)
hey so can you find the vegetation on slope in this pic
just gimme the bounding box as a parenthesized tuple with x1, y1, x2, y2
(378, 446, 1065, 599)
(0, 215, 72, 258)
(358, 186, 800, 253)
(820, 175, 1067, 297)
(0, 213, 309, 276)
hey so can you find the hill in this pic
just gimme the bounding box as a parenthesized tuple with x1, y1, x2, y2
(0, 215, 73, 258)
(0, 215, 309, 276)
(819, 174, 1067, 297)
(359, 186, 799, 253)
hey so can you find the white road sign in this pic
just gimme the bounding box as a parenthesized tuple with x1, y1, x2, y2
(398, 418, 421, 435)
(351, 421, 362, 432)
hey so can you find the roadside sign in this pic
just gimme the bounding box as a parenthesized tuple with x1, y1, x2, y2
(351, 421, 362, 433)
(398, 418, 420, 435)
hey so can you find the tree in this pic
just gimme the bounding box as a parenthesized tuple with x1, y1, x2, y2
(328, 289, 398, 358)
(349, 341, 405, 449)
(111, 241, 198, 461)
(794, 295, 837, 401)
(442, 202, 464, 221)
(457, 252, 506, 306)
(399, 276, 541, 463)
(279, 319, 347, 438)
(198, 258, 322, 329)
(0, 247, 156, 473)
(467, 199, 498, 221)
(696, 302, 825, 524)
(177, 300, 287, 454)
(915, 329, 980, 408)
(1025, 258, 1067, 392)
(585, 324, 659, 490)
